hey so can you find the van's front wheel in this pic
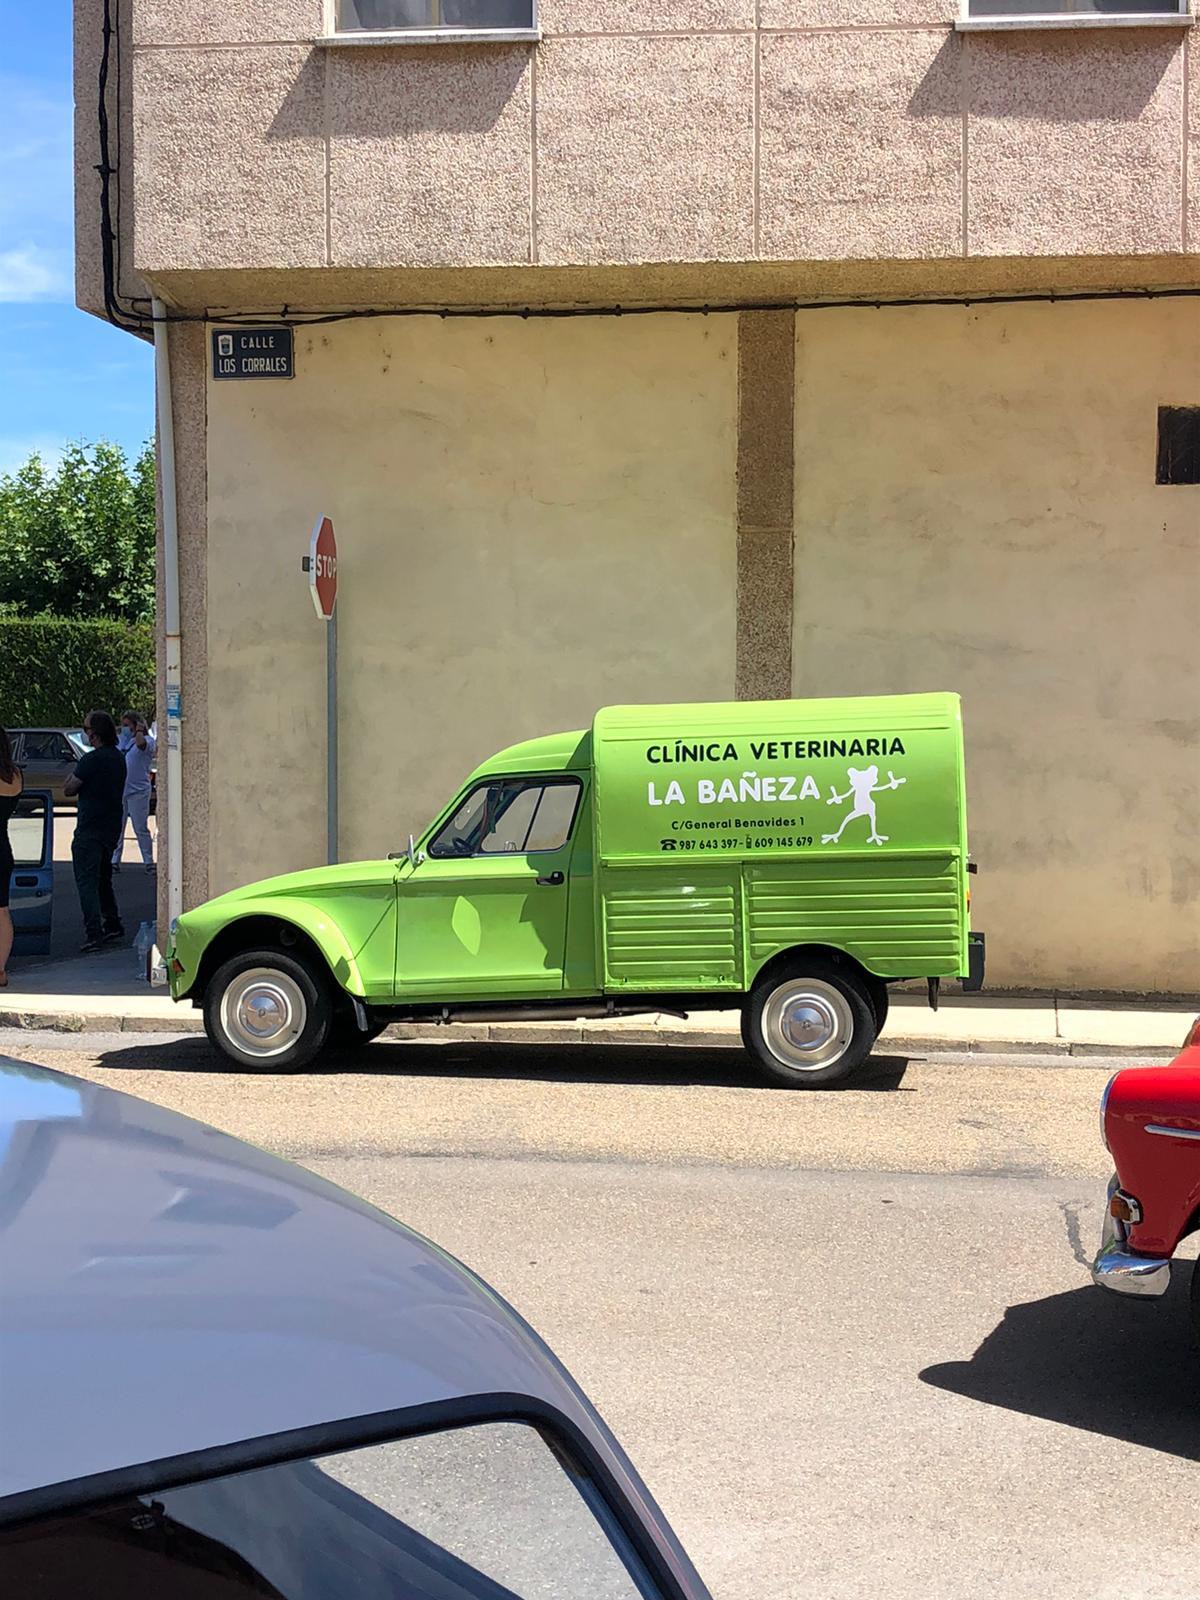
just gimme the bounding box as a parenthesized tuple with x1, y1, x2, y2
(742, 960, 878, 1088)
(203, 950, 331, 1072)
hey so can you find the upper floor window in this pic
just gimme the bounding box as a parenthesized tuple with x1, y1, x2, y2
(337, 0, 535, 30)
(966, 0, 1187, 15)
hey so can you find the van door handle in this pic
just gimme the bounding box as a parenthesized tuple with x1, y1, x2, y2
(536, 871, 564, 887)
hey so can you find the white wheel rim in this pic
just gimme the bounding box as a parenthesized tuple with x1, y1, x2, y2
(761, 977, 854, 1072)
(220, 967, 307, 1059)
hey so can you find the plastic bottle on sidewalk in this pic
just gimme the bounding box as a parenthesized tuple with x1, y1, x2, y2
(134, 921, 155, 982)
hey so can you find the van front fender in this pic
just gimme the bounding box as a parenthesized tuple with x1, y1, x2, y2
(172, 899, 366, 1002)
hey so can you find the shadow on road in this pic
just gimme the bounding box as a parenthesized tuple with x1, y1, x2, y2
(922, 1276, 1200, 1460)
(91, 1036, 915, 1092)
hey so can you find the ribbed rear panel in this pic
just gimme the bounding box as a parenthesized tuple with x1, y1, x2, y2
(599, 857, 963, 989)
(746, 856, 962, 976)
(602, 869, 740, 988)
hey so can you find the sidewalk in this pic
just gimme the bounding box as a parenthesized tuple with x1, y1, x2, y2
(0, 948, 1193, 1056)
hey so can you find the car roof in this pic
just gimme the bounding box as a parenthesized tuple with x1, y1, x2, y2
(0, 1057, 697, 1590)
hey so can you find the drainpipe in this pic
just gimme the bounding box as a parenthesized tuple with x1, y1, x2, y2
(152, 296, 184, 930)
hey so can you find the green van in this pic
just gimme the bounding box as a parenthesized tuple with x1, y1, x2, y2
(168, 692, 983, 1087)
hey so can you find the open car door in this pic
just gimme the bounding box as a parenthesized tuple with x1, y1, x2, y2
(9, 791, 53, 960)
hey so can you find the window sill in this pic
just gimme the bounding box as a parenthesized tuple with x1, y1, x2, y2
(316, 28, 540, 44)
(956, 11, 1191, 27)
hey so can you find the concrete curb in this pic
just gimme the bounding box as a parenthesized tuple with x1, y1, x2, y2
(0, 1010, 200, 1035)
(0, 1007, 1179, 1058)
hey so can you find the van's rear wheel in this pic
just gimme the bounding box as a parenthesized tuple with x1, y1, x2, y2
(742, 960, 878, 1088)
(864, 975, 890, 1034)
(204, 949, 331, 1072)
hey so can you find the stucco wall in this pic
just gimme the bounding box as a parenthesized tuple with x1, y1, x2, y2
(119, 0, 1196, 279)
(790, 298, 1200, 993)
(204, 314, 736, 894)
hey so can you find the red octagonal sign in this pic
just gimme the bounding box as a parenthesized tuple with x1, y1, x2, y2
(308, 515, 337, 620)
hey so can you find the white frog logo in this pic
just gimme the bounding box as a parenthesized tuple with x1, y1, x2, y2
(822, 766, 906, 847)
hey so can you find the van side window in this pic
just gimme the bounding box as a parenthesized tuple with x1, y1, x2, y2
(480, 786, 542, 855)
(525, 782, 582, 853)
(429, 779, 582, 859)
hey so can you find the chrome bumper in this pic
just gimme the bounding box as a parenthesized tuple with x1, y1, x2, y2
(1091, 1175, 1170, 1299)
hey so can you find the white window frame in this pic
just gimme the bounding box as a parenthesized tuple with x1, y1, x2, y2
(957, 0, 1191, 28)
(319, 0, 539, 43)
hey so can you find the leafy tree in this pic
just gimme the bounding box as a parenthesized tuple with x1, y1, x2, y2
(0, 440, 156, 624)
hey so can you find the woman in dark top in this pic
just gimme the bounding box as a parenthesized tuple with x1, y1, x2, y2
(0, 727, 22, 988)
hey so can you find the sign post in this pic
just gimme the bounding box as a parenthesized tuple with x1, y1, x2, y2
(304, 517, 339, 864)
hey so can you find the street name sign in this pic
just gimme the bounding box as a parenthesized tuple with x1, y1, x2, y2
(211, 327, 294, 381)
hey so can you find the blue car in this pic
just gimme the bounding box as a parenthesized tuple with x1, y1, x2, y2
(0, 1058, 713, 1599)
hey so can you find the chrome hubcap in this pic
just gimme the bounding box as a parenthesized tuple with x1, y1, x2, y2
(221, 968, 306, 1059)
(762, 978, 854, 1072)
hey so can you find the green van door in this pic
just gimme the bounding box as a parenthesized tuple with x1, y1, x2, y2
(394, 774, 584, 999)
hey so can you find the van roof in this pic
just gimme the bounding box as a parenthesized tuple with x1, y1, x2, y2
(468, 729, 590, 780)
(593, 692, 960, 742)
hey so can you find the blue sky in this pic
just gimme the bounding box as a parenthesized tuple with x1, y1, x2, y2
(0, 1, 153, 477)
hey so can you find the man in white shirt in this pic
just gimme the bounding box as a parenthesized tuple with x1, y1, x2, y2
(112, 711, 156, 873)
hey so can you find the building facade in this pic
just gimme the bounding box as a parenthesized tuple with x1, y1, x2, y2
(74, 0, 1199, 992)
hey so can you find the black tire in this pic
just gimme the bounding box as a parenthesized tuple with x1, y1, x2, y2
(203, 948, 332, 1072)
(742, 958, 878, 1088)
(1191, 1257, 1200, 1351)
(864, 975, 890, 1034)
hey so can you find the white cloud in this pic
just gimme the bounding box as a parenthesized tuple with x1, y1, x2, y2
(0, 74, 74, 304)
(0, 245, 70, 304)
(0, 436, 68, 478)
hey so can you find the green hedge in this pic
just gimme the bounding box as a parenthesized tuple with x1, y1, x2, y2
(0, 617, 155, 727)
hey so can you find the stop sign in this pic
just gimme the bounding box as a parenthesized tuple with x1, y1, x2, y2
(308, 515, 337, 620)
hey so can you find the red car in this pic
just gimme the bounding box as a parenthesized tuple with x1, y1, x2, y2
(1093, 1017, 1200, 1331)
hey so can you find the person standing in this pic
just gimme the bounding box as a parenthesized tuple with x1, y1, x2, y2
(64, 711, 126, 953)
(0, 728, 22, 988)
(112, 710, 156, 874)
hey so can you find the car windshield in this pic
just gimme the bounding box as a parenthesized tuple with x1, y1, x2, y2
(0, 1421, 664, 1599)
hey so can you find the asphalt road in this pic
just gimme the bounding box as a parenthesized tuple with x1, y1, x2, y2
(5, 1030, 1198, 1600)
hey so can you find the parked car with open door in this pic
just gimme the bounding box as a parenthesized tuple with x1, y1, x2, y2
(10, 731, 87, 808)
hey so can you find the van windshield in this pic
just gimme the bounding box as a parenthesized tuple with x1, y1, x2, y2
(429, 784, 497, 857)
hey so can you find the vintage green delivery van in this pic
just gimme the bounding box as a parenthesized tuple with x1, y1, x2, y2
(168, 692, 983, 1087)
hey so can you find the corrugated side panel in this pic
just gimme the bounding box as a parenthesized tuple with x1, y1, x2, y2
(746, 856, 963, 978)
(602, 867, 741, 989)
